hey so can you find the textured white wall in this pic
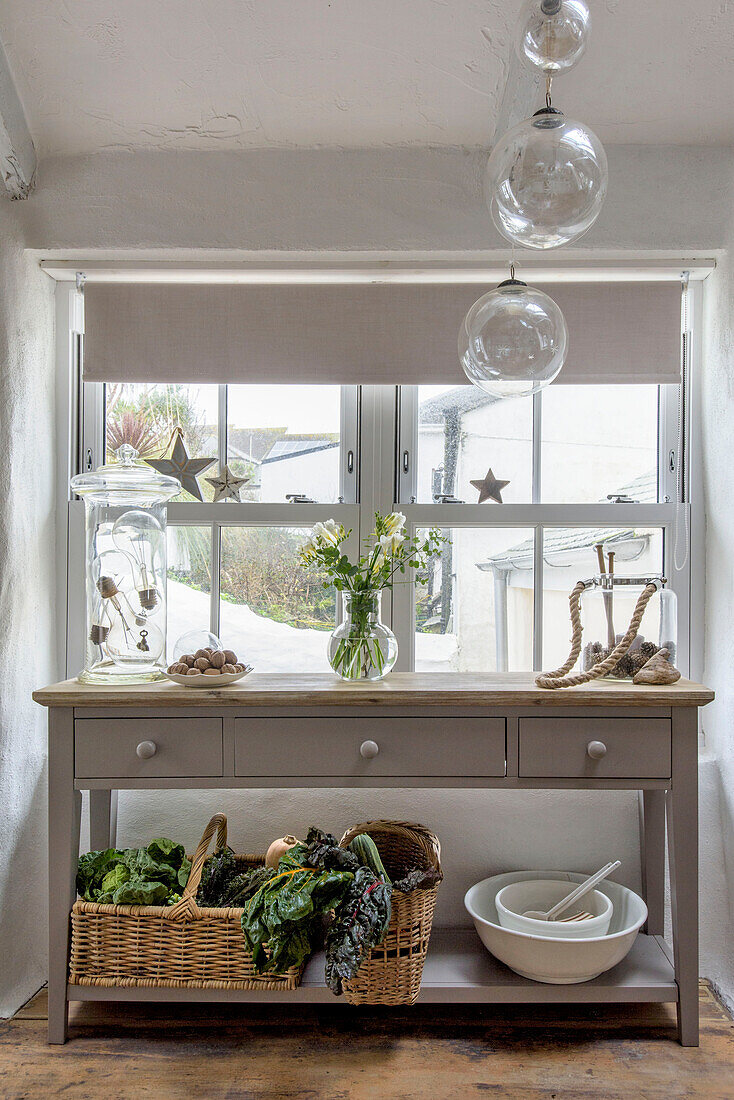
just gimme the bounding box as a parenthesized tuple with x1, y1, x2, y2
(0, 200, 56, 1016)
(700, 148, 734, 1012)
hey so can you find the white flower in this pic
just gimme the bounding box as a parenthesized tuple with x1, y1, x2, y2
(383, 512, 406, 535)
(377, 532, 405, 556)
(311, 519, 342, 547)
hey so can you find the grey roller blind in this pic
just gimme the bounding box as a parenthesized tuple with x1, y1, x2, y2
(83, 281, 682, 386)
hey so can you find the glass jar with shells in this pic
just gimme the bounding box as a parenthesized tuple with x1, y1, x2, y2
(70, 445, 180, 683)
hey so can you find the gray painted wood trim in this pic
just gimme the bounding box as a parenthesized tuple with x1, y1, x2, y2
(89, 789, 118, 850)
(639, 789, 666, 936)
(668, 707, 700, 1046)
(48, 709, 80, 1044)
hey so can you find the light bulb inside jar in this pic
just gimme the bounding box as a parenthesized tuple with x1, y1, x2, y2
(106, 615, 165, 669)
(89, 596, 112, 647)
(92, 548, 145, 642)
(112, 510, 164, 613)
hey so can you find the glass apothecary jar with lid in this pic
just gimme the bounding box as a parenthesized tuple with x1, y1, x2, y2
(70, 445, 180, 683)
(580, 574, 677, 680)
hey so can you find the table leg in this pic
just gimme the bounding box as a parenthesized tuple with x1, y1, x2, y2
(667, 708, 699, 1047)
(48, 708, 81, 1045)
(89, 789, 118, 850)
(638, 789, 666, 935)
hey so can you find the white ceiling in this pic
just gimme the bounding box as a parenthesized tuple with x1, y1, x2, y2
(1, 1, 733, 157)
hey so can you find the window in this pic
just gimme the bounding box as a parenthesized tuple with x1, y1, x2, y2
(398, 380, 683, 673)
(69, 278, 691, 680)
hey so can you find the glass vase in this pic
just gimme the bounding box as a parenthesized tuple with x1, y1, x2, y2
(328, 592, 398, 681)
(70, 445, 180, 684)
(580, 574, 677, 680)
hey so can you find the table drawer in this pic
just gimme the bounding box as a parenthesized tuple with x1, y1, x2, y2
(75, 719, 223, 778)
(518, 718, 671, 779)
(235, 717, 506, 777)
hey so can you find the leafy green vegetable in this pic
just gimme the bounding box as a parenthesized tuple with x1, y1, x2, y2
(196, 846, 237, 907)
(76, 838, 191, 906)
(193, 827, 398, 993)
(324, 866, 392, 995)
(393, 866, 442, 893)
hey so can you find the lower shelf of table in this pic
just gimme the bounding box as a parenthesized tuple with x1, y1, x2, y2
(67, 930, 677, 1005)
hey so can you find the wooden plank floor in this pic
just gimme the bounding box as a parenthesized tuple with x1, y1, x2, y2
(2, 983, 732, 1100)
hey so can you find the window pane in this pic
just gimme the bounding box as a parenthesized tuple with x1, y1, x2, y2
(415, 527, 534, 672)
(541, 385, 659, 503)
(166, 525, 212, 660)
(227, 385, 342, 503)
(219, 527, 335, 671)
(541, 527, 664, 671)
(416, 386, 532, 503)
(105, 383, 219, 500)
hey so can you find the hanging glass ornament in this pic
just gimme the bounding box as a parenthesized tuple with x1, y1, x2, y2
(485, 104, 607, 249)
(459, 272, 567, 400)
(516, 0, 591, 74)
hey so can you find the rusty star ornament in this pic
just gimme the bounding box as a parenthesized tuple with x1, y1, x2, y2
(470, 468, 510, 504)
(146, 429, 215, 501)
(205, 465, 250, 502)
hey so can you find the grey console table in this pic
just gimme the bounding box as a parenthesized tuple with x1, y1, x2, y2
(34, 672, 714, 1046)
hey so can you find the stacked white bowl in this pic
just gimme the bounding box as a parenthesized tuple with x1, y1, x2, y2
(464, 870, 647, 984)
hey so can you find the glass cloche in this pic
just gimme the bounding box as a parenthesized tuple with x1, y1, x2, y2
(580, 574, 677, 680)
(70, 445, 180, 683)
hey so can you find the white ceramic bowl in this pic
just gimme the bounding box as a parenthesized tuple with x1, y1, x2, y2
(495, 879, 613, 939)
(465, 870, 647, 984)
(164, 666, 253, 688)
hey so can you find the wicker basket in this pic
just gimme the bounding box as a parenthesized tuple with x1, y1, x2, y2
(69, 813, 303, 990)
(339, 820, 442, 1006)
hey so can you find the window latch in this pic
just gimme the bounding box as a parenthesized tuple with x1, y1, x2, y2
(606, 494, 635, 503)
(286, 493, 317, 504)
(433, 493, 465, 504)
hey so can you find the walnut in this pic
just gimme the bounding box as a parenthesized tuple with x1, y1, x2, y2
(223, 649, 237, 665)
(195, 657, 210, 670)
(182, 654, 195, 667)
(168, 662, 189, 675)
(194, 649, 210, 660)
(210, 650, 226, 668)
(186, 667, 202, 676)
(203, 667, 221, 676)
(222, 663, 237, 674)
(234, 663, 246, 672)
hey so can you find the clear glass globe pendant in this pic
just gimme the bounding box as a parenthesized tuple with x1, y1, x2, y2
(516, 0, 591, 75)
(486, 104, 607, 250)
(459, 274, 568, 400)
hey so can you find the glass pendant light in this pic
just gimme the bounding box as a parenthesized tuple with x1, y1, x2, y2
(459, 268, 567, 400)
(516, 0, 591, 75)
(485, 102, 607, 250)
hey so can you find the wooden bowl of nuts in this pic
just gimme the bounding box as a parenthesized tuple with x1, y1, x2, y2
(164, 647, 253, 687)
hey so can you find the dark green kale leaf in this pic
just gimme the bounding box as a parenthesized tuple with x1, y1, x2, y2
(324, 867, 392, 995)
(302, 827, 361, 872)
(196, 846, 237, 907)
(392, 866, 442, 893)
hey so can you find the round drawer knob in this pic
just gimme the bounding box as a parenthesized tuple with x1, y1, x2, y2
(136, 740, 157, 760)
(360, 740, 380, 760)
(587, 740, 607, 760)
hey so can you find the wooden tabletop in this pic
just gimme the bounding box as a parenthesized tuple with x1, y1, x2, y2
(32, 672, 715, 709)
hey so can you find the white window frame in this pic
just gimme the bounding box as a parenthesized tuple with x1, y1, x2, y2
(56, 273, 700, 683)
(391, 282, 696, 676)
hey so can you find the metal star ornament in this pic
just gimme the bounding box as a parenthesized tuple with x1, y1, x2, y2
(205, 465, 250, 502)
(470, 467, 510, 504)
(146, 428, 215, 501)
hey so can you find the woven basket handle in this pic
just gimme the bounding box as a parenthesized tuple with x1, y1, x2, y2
(340, 819, 443, 881)
(167, 812, 228, 921)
